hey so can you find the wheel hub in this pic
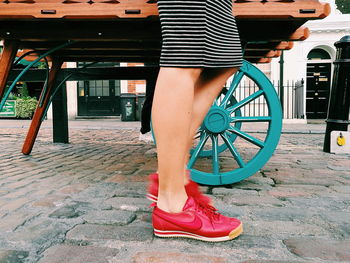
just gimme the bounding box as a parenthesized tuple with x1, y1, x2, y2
(203, 106, 230, 134)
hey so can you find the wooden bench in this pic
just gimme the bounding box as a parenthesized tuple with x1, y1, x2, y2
(0, 0, 330, 156)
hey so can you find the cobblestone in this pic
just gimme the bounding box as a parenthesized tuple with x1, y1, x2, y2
(0, 211, 37, 232)
(37, 245, 119, 263)
(241, 261, 307, 263)
(283, 238, 350, 261)
(0, 249, 29, 263)
(132, 252, 226, 263)
(0, 121, 349, 262)
(104, 197, 151, 212)
(1, 197, 31, 212)
(244, 220, 331, 238)
(48, 204, 83, 219)
(66, 223, 153, 242)
(81, 210, 136, 225)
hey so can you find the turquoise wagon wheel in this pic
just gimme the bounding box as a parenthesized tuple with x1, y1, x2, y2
(149, 60, 282, 185)
(189, 59, 282, 185)
(190, 86, 242, 157)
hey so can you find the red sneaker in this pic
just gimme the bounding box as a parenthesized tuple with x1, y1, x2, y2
(152, 196, 243, 242)
(146, 171, 212, 205)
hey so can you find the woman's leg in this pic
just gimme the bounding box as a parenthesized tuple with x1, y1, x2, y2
(152, 67, 203, 213)
(182, 67, 240, 179)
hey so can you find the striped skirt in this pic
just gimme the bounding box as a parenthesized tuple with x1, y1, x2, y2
(157, 0, 244, 68)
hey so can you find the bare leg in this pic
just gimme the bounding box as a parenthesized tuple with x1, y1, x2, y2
(183, 67, 240, 179)
(152, 67, 203, 213)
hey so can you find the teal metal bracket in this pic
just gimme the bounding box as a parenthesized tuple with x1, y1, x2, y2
(14, 50, 50, 107)
(0, 40, 75, 112)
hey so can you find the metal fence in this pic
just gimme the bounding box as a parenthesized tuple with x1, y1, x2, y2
(276, 79, 305, 119)
(228, 79, 305, 119)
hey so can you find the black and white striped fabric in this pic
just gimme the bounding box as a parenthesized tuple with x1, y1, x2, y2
(157, 0, 244, 68)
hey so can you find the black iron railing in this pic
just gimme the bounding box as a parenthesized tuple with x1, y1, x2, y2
(229, 79, 305, 119)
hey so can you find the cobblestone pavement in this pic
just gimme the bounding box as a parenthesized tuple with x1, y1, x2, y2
(0, 120, 349, 263)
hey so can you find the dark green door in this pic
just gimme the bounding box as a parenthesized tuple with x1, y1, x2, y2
(306, 63, 331, 119)
(77, 62, 121, 117)
(78, 79, 121, 116)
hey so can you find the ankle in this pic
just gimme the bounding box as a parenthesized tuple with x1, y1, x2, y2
(183, 166, 190, 185)
(157, 191, 188, 213)
(184, 172, 190, 185)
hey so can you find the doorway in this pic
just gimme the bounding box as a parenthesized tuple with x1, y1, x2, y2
(306, 63, 331, 119)
(76, 62, 121, 116)
(77, 79, 121, 116)
(306, 48, 332, 119)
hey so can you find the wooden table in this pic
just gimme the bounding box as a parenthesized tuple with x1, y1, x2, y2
(0, 0, 330, 155)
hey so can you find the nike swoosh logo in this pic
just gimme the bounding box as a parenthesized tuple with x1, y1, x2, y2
(156, 211, 203, 231)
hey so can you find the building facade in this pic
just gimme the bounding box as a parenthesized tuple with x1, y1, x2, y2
(268, 0, 350, 121)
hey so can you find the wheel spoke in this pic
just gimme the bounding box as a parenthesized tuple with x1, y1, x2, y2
(227, 90, 264, 113)
(211, 134, 220, 175)
(228, 125, 265, 148)
(213, 96, 220, 106)
(193, 129, 202, 140)
(220, 132, 245, 168)
(231, 116, 271, 122)
(220, 71, 244, 108)
(188, 131, 210, 168)
(194, 134, 201, 140)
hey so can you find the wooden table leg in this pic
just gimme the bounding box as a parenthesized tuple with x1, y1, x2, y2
(0, 40, 19, 100)
(22, 58, 63, 155)
(52, 80, 69, 143)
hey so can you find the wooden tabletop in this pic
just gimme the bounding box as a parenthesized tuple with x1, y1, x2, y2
(0, 0, 331, 64)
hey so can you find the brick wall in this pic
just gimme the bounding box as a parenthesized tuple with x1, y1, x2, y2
(126, 63, 146, 94)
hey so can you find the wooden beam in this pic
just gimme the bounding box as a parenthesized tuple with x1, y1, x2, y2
(245, 41, 294, 51)
(0, 20, 162, 41)
(19, 41, 162, 50)
(290, 27, 310, 41)
(0, 0, 330, 20)
(8, 66, 162, 82)
(0, 40, 19, 100)
(45, 56, 160, 63)
(275, 41, 294, 50)
(233, 0, 330, 19)
(239, 25, 310, 42)
(245, 50, 282, 58)
(248, 58, 272, 63)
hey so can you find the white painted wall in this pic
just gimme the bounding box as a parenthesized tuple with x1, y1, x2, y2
(120, 62, 128, 94)
(66, 63, 78, 120)
(47, 62, 77, 120)
(268, 0, 350, 119)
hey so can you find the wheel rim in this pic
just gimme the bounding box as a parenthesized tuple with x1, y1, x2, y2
(190, 87, 242, 157)
(188, 60, 282, 185)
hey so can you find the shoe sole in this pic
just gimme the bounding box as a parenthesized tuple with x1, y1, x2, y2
(153, 223, 243, 242)
(146, 193, 158, 202)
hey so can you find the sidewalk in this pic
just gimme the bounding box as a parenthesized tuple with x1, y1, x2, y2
(0, 118, 330, 133)
(0, 119, 349, 263)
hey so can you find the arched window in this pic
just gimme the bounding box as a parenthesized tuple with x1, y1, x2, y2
(307, 48, 331, 60)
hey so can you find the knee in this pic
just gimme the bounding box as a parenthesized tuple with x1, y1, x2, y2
(160, 67, 203, 82)
(200, 67, 239, 82)
(176, 67, 204, 81)
(222, 67, 239, 76)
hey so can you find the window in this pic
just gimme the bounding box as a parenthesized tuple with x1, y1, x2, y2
(308, 49, 331, 60)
